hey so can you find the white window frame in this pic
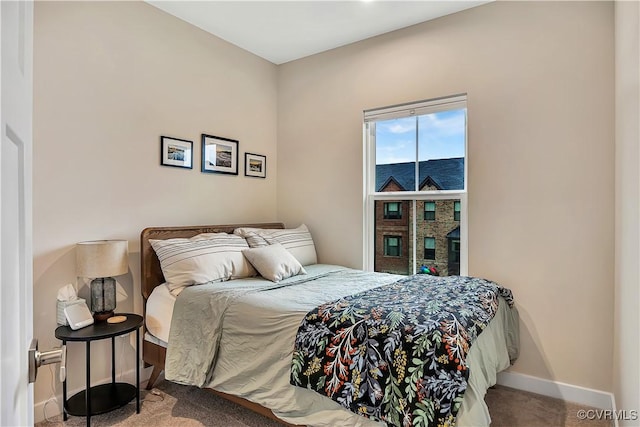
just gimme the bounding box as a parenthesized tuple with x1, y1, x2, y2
(362, 94, 468, 275)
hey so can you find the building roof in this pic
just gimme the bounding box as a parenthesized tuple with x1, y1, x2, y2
(447, 226, 460, 239)
(376, 157, 464, 191)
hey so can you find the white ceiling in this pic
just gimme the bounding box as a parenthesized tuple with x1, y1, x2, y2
(147, 1, 491, 65)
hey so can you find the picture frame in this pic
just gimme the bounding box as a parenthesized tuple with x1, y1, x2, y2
(201, 134, 239, 175)
(160, 136, 193, 169)
(245, 153, 266, 178)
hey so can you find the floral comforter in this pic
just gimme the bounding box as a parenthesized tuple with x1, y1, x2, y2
(290, 274, 514, 427)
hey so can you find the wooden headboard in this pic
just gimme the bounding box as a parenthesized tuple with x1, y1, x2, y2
(140, 222, 284, 301)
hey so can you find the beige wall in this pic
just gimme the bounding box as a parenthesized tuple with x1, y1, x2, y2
(32, 1, 277, 416)
(278, 1, 615, 392)
(32, 0, 622, 419)
(614, 0, 640, 419)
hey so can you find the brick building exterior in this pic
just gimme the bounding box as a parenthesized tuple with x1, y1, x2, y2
(374, 158, 462, 276)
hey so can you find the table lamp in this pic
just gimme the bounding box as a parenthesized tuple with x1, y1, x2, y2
(76, 240, 128, 321)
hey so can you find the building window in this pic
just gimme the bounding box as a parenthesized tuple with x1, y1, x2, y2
(365, 95, 467, 276)
(384, 236, 402, 257)
(424, 201, 436, 221)
(449, 239, 460, 263)
(384, 202, 402, 219)
(424, 237, 436, 260)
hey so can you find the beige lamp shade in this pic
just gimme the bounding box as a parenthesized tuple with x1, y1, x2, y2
(76, 240, 129, 278)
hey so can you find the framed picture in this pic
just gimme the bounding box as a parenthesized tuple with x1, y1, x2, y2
(201, 134, 239, 175)
(160, 136, 193, 169)
(245, 153, 266, 178)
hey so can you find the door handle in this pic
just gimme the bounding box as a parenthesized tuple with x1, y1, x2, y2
(28, 338, 66, 383)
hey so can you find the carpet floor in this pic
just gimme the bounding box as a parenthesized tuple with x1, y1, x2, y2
(36, 382, 613, 427)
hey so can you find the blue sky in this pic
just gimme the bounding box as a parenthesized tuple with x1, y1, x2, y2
(375, 108, 466, 164)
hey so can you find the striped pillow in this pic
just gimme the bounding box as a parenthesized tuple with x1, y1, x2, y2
(149, 233, 256, 295)
(242, 232, 270, 249)
(234, 224, 317, 266)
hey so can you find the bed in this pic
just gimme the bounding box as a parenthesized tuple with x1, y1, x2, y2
(140, 223, 519, 427)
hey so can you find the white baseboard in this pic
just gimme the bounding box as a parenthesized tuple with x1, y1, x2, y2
(497, 370, 616, 411)
(34, 367, 151, 424)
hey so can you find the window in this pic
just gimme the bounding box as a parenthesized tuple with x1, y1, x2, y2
(449, 239, 460, 263)
(384, 236, 402, 257)
(384, 202, 402, 219)
(424, 237, 436, 260)
(365, 94, 467, 276)
(424, 201, 436, 221)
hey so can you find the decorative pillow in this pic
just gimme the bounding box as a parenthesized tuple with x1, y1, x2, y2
(234, 224, 318, 266)
(149, 233, 256, 294)
(242, 243, 306, 282)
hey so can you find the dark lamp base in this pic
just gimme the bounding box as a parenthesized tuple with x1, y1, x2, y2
(93, 311, 114, 322)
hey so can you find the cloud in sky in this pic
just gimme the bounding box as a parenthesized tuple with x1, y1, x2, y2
(420, 109, 466, 138)
(375, 109, 466, 164)
(384, 119, 416, 134)
(376, 137, 416, 164)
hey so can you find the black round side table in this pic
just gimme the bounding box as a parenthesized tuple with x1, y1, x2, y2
(55, 313, 143, 427)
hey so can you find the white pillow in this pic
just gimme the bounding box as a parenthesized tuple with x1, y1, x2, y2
(149, 233, 256, 295)
(234, 224, 318, 266)
(242, 243, 306, 282)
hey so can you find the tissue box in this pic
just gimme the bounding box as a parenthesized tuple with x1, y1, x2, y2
(57, 298, 86, 326)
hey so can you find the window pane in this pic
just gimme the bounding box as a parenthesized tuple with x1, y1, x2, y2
(374, 201, 414, 275)
(424, 201, 435, 221)
(424, 237, 435, 260)
(384, 202, 402, 219)
(374, 110, 465, 194)
(454, 201, 461, 221)
(375, 117, 417, 192)
(449, 239, 461, 265)
(383, 236, 402, 257)
(424, 237, 435, 249)
(416, 199, 461, 276)
(418, 109, 466, 191)
(374, 199, 461, 276)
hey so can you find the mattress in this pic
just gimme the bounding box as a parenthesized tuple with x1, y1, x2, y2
(145, 265, 518, 426)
